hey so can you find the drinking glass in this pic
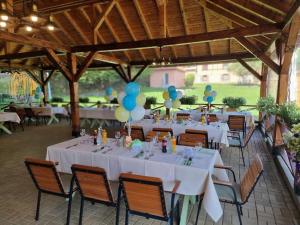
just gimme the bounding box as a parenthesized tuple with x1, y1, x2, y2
(196, 142, 203, 151)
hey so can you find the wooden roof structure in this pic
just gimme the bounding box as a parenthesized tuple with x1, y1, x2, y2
(0, 0, 298, 73)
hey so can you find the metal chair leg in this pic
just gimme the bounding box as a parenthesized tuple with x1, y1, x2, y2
(66, 176, 75, 225)
(35, 191, 41, 221)
(115, 185, 122, 225)
(240, 147, 245, 166)
(235, 203, 243, 225)
(195, 197, 203, 225)
(79, 197, 84, 225)
(176, 202, 180, 224)
(125, 209, 129, 225)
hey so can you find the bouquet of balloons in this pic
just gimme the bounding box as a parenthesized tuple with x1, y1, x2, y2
(115, 82, 146, 122)
(162, 85, 183, 109)
(105, 87, 117, 102)
(203, 85, 217, 104)
(34, 86, 44, 101)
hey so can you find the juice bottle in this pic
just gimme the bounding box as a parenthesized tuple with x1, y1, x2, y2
(171, 136, 176, 153)
(102, 129, 107, 144)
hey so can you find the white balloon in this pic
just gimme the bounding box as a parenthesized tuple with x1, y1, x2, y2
(117, 91, 126, 104)
(164, 99, 172, 109)
(211, 91, 217, 97)
(131, 106, 145, 121)
(203, 96, 208, 102)
(176, 91, 183, 99)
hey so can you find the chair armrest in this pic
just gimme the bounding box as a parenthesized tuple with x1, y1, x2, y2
(214, 164, 236, 182)
(213, 179, 233, 187)
(172, 180, 181, 193)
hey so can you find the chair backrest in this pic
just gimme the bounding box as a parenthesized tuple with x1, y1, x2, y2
(228, 115, 246, 132)
(24, 158, 66, 195)
(119, 173, 168, 219)
(145, 131, 169, 142)
(9, 106, 17, 112)
(240, 154, 263, 203)
(71, 164, 115, 203)
(178, 132, 208, 148)
(152, 127, 173, 136)
(243, 125, 256, 147)
(176, 113, 190, 120)
(207, 114, 218, 122)
(128, 126, 145, 141)
(24, 108, 35, 117)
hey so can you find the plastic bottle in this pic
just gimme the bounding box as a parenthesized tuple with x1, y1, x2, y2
(167, 132, 172, 153)
(162, 136, 167, 153)
(96, 127, 102, 145)
(102, 129, 107, 144)
(171, 136, 176, 153)
(93, 130, 97, 145)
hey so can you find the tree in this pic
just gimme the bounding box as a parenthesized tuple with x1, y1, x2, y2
(228, 60, 262, 77)
(184, 73, 195, 87)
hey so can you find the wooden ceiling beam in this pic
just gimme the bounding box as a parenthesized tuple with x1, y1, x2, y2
(156, 0, 167, 38)
(74, 51, 97, 81)
(0, 29, 70, 52)
(94, 0, 116, 34)
(235, 36, 280, 74)
(25, 70, 44, 86)
(132, 64, 149, 82)
(237, 58, 262, 81)
(44, 70, 56, 84)
(203, 9, 213, 55)
(71, 23, 281, 53)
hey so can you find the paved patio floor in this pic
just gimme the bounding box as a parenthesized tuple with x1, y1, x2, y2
(0, 123, 299, 225)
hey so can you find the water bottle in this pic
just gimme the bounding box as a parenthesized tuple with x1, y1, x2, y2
(96, 127, 102, 145)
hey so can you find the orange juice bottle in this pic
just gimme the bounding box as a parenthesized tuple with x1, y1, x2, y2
(102, 129, 107, 144)
(171, 136, 176, 153)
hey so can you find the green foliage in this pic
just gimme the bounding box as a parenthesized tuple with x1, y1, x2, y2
(222, 97, 246, 109)
(283, 123, 300, 157)
(256, 96, 277, 116)
(277, 102, 300, 127)
(110, 98, 118, 104)
(180, 96, 197, 105)
(51, 97, 64, 102)
(132, 67, 153, 86)
(146, 97, 157, 105)
(79, 70, 120, 90)
(79, 97, 89, 103)
(228, 60, 262, 77)
(184, 73, 195, 87)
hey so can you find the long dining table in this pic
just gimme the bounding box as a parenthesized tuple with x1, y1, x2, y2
(0, 112, 20, 134)
(46, 136, 229, 224)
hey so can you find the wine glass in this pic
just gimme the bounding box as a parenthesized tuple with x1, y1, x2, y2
(80, 129, 86, 137)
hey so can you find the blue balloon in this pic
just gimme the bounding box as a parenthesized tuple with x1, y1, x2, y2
(205, 85, 212, 92)
(169, 90, 177, 100)
(168, 86, 176, 94)
(207, 96, 214, 103)
(35, 86, 41, 94)
(122, 95, 136, 111)
(105, 87, 113, 96)
(125, 82, 140, 96)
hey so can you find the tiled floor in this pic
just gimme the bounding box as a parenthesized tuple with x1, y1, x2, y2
(0, 123, 299, 225)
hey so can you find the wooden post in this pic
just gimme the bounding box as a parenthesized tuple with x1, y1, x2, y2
(40, 71, 48, 105)
(259, 63, 268, 120)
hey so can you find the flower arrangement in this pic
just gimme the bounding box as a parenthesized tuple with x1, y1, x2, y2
(283, 123, 300, 161)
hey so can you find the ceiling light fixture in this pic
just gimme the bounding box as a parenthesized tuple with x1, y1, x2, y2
(0, 1, 9, 21)
(152, 47, 172, 66)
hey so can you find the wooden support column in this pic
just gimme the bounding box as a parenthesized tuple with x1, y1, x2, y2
(259, 63, 268, 120)
(40, 71, 48, 104)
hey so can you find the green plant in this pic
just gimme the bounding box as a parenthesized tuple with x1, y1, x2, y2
(180, 96, 197, 105)
(222, 97, 246, 109)
(283, 123, 300, 159)
(184, 73, 195, 88)
(256, 96, 277, 116)
(146, 97, 157, 105)
(277, 102, 300, 127)
(51, 97, 64, 102)
(110, 98, 118, 104)
(79, 97, 90, 103)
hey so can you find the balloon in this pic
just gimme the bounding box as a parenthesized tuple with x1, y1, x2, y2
(109, 95, 114, 101)
(112, 90, 117, 98)
(164, 99, 172, 109)
(207, 96, 214, 103)
(204, 90, 211, 97)
(131, 106, 145, 121)
(136, 93, 146, 106)
(176, 91, 183, 99)
(125, 82, 140, 96)
(203, 96, 208, 102)
(169, 90, 177, 100)
(211, 91, 217, 97)
(122, 95, 136, 111)
(168, 86, 176, 93)
(115, 106, 130, 122)
(105, 87, 113, 96)
(117, 91, 126, 104)
(162, 91, 169, 100)
(172, 99, 181, 108)
(205, 85, 212, 91)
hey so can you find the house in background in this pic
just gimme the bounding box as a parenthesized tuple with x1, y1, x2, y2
(150, 67, 186, 88)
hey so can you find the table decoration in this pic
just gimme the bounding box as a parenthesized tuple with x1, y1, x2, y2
(105, 86, 117, 102)
(203, 84, 217, 110)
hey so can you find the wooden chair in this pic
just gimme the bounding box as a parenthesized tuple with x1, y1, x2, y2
(118, 173, 181, 225)
(177, 133, 208, 148)
(24, 108, 40, 125)
(145, 130, 169, 142)
(184, 129, 210, 148)
(210, 154, 264, 225)
(207, 113, 218, 122)
(127, 126, 145, 141)
(24, 158, 77, 223)
(228, 125, 256, 166)
(70, 164, 119, 225)
(152, 127, 173, 136)
(176, 113, 190, 120)
(228, 115, 246, 136)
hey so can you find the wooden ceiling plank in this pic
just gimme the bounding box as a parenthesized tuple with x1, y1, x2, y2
(250, 0, 290, 15)
(94, 0, 116, 32)
(52, 16, 77, 45)
(156, 0, 167, 38)
(237, 58, 262, 81)
(203, 9, 213, 55)
(235, 36, 280, 74)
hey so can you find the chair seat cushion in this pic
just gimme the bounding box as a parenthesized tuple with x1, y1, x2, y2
(215, 182, 242, 203)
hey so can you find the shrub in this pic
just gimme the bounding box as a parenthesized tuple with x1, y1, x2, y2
(184, 73, 195, 88)
(222, 97, 246, 109)
(256, 96, 277, 116)
(51, 97, 64, 102)
(79, 97, 89, 103)
(145, 97, 157, 109)
(110, 98, 118, 104)
(180, 96, 197, 105)
(277, 102, 300, 127)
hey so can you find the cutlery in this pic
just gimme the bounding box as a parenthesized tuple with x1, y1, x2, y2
(66, 143, 78, 149)
(92, 146, 106, 153)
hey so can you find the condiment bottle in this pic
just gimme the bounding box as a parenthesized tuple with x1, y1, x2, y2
(102, 129, 107, 144)
(171, 136, 177, 153)
(162, 136, 167, 153)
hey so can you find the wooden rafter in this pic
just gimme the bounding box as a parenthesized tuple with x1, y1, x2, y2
(203, 9, 213, 55)
(251, 0, 290, 15)
(113, 65, 129, 83)
(94, 0, 116, 33)
(235, 36, 280, 74)
(75, 51, 96, 81)
(52, 16, 77, 45)
(72, 23, 281, 52)
(156, 0, 167, 38)
(26, 70, 43, 86)
(237, 58, 262, 81)
(132, 64, 149, 82)
(44, 70, 56, 84)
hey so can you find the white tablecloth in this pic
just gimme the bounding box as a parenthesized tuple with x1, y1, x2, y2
(132, 119, 229, 146)
(46, 136, 229, 222)
(178, 110, 254, 126)
(0, 112, 20, 123)
(32, 107, 68, 116)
